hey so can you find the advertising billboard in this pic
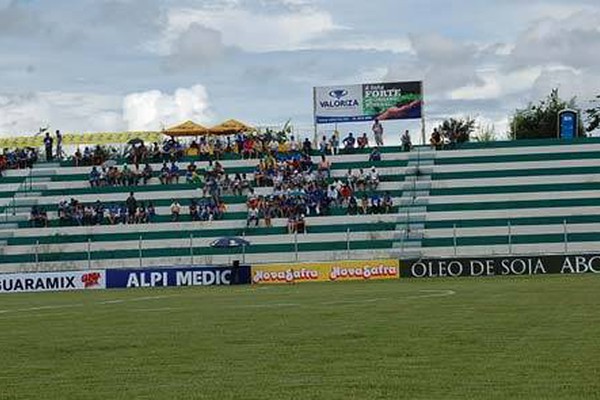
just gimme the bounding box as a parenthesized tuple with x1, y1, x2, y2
(0, 270, 105, 293)
(314, 81, 423, 124)
(401, 254, 600, 279)
(252, 259, 399, 284)
(105, 266, 251, 289)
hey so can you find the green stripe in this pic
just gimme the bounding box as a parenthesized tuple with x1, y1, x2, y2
(432, 166, 600, 180)
(427, 197, 600, 212)
(431, 182, 600, 196)
(436, 150, 600, 165)
(423, 232, 600, 247)
(426, 214, 600, 229)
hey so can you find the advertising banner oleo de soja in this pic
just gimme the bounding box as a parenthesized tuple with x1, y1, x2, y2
(252, 259, 399, 284)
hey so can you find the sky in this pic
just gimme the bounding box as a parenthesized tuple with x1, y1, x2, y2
(0, 0, 599, 142)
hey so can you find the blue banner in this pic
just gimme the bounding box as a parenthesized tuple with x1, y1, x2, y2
(106, 266, 251, 289)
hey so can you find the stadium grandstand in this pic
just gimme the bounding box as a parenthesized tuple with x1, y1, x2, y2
(2, 128, 600, 273)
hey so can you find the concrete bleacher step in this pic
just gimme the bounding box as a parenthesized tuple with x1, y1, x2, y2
(12, 198, 38, 207)
(401, 181, 432, 191)
(31, 169, 57, 177)
(14, 191, 42, 198)
(392, 240, 422, 249)
(401, 191, 430, 198)
(0, 223, 18, 232)
(404, 166, 434, 176)
(36, 162, 61, 169)
(398, 198, 429, 207)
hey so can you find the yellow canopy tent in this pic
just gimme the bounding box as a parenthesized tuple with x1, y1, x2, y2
(209, 119, 254, 135)
(163, 120, 209, 137)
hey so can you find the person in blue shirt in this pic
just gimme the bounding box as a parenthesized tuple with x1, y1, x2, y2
(369, 147, 382, 162)
(169, 162, 180, 184)
(343, 133, 356, 150)
(89, 166, 100, 187)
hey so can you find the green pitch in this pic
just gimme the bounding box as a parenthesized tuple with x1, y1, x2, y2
(0, 276, 599, 399)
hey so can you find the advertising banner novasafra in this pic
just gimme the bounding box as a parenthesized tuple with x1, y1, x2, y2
(314, 81, 422, 124)
(253, 259, 399, 284)
(0, 270, 105, 293)
(106, 266, 251, 289)
(402, 254, 600, 278)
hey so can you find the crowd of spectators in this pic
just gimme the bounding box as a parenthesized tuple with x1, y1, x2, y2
(0, 147, 38, 176)
(54, 195, 157, 226)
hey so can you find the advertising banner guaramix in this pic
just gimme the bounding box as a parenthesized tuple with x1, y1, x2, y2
(314, 81, 422, 124)
(402, 254, 600, 278)
(253, 259, 399, 284)
(106, 266, 251, 289)
(0, 270, 105, 293)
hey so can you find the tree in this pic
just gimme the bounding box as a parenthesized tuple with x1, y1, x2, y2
(435, 117, 476, 144)
(509, 89, 585, 140)
(585, 95, 600, 133)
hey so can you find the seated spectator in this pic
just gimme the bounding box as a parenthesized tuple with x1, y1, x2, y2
(343, 133, 356, 150)
(370, 193, 382, 214)
(118, 204, 128, 224)
(327, 185, 339, 205)
(369, 147, 382, 162)
(345, 168, 356, 190)
(107, 204, 118, 225)
(287, 214, 296, 234)
(357, 133, 369, 149)
(430, 128, 442, 150)
(159, 162, 169, 184)
(347, 196, 358, 215)
(170, 199, 181, 222)
(318, 155, 331, 178)
(246, 206, 259, 227)
(356, 169, 367, 191)
(296, 214, 306, 234)
(147, 202, 156, 223)
(189, 199, 199, 221)
(135, 203, 148, 224)
(359, 195, 369, 215)
(383, 192, 393, 213)
(93, 200, 104, 225)
(368, 166, 379, 190)
(169, 162, 180, 184)
(141, 163, 153, 185)
(89, 166, 100, 187)
(401, 130, 412, 152)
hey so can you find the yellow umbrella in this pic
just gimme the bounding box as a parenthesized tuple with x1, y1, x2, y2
(209, 119, 254, 135)
(163, 120, 209, 137)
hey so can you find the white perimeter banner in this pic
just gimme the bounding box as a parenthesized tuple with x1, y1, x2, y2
(0, 270, 105, 293)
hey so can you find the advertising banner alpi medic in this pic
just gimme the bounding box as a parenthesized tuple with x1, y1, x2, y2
(314, 81, 423, 124)
(252, 259, 399, 284)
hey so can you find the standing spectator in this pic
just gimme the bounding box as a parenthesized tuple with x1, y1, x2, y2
(372, 119, 384, 146)
(125, 192, 137, 224)
(430, 128, 442, 150)
(170, 199, 181, 222)
(55, 130, 63, 160)
(401, 130, 412, 152)
(44, 132, 53, 161)
(318, 155, 331, 178)
(302, 138, 312, 154)
(329, 132, 339, 155)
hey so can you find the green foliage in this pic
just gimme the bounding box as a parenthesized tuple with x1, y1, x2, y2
(585, 95, 600, 133)
(436, 116, 476, 143)
(510, 89, 585, 140)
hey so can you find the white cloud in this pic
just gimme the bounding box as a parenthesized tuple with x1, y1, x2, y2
(163, 5, 336, 53)
(122, 85, 212, 131)
(0, 92, 122, 136)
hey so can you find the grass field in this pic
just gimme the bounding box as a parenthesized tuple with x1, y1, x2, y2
(0, 276, 599, 399)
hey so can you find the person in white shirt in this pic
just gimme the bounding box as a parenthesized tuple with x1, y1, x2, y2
(369, 166, 379, 190)
(170, 200, 181, 222)
(372, 119, 384, 146)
